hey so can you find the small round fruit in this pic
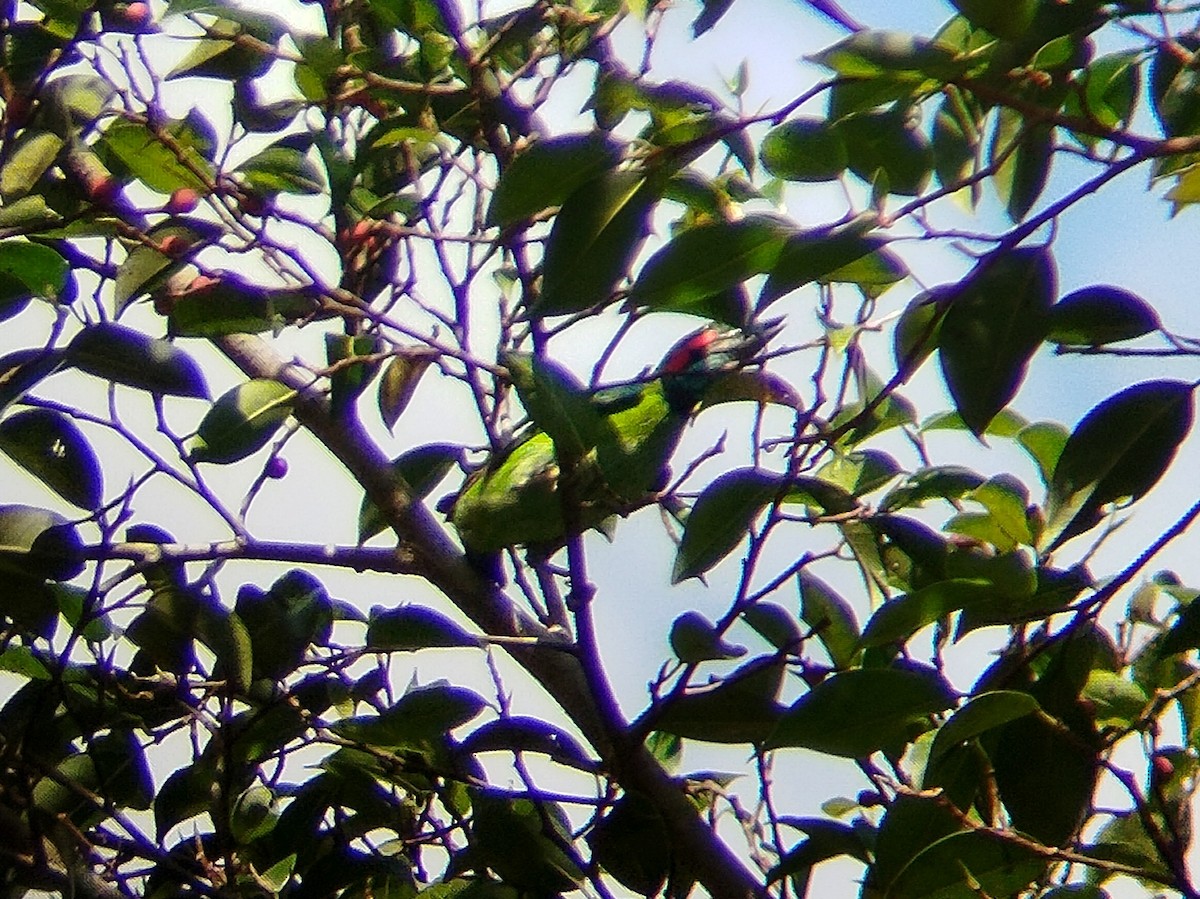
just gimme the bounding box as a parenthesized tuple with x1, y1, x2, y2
(86, 175, 121, 206)
(165, 187, 200, 214)
(118, 2, 153, 29)
(157, 234, 188, 257)
(265, 457, 289, 479)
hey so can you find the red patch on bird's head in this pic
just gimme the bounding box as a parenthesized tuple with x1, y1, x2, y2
(661, 327, 721, 375)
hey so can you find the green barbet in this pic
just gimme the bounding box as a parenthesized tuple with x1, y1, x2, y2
(445, 323, 773, 553)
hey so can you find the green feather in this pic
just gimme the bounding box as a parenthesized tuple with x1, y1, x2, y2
(446, 325, 768, 553)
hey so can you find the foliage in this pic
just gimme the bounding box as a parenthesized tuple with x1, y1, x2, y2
(2, 0, 1200, 897)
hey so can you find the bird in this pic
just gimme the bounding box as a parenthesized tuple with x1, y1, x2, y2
(443, 322, 776, 555)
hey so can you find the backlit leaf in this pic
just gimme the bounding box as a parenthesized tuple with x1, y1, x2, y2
(67, 323, 209, 398)
(190, 379, 295, 464)
(0, 409, 102, 510)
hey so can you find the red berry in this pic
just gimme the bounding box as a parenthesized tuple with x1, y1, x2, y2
(86, 175, 120, 206)
(1153, 754, 1175, 782)
(157, 234, 188, 257)
(118, 2, 152, 28)
(187, 274, 221, 292)
(265, 457, 288, 479)
(165, 187, 200, 214)
(350, 219, 374, 241)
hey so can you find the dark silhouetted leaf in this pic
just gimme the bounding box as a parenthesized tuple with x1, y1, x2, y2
(488, 133, 621, 227)
(0, 408, 102, 509)
(588, 791, 671, 896)
(1047, 285, 1160, 346)
(798, 570, 860, 669)
(0, 504, 83, 581)
(1044, 380, 1194, 550)
(630, 216, 788, 321)
(672, 468, 781, 583)
(887, 830, 1045, 899)
(366, 605, 479, 651)
(928, 691, 1040, 765)
(766, 666, 956, 755)
(535, 171, 655, 317)
(939, 246, 1054, 435)
(950, 0, 1037, 39)
(359, 443, 461, 542)
(655, 656, 786, 744)
(669, 610, 746, 663)
(759, 216, 883, 306)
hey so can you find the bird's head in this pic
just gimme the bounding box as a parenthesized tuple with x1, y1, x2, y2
(656, 320, 778, 412)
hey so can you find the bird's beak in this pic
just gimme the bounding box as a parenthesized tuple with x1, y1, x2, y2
(707, 318, 782, 368)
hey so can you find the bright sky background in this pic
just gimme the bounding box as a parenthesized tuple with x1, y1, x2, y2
(4, 0, 1200, 895)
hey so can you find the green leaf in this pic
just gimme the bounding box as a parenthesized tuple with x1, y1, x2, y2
(461, 717, 594, 772)
(167, 276, 318, 338)
(0, 409, 102, 510)
(811, 31, 964, 81)
(990, 109, 1053, 222)
(860, 579, 994, 649)
(1047, 285, 1161, 346)
(334, 683, 488, 748)
(325, 333, 380, 416)
(0, 504, 83, 581)
(97, 116, 214, 193)
(887, 830, 1045, 899)
(1081, 51, 1141, 132)
(946, 474, 1034, 552)
(630, 216, 788, 322)
(359, 443, 461, 542)
(837, 109, 933, 196)
(654, 656, 785, 744)
(741, 602, 802, 651)
(798, 570, 860, 669)
(760, 118, 848, 182)
(867, 795, 963, 895)
(535, 171, 656, 317)
(766, 666, 957, 755)
(939, 246, 1054, 435)
(759, 216, 882, 306)
(927, 691, 1040, 765)
(0, 240, 69, 304)
(669, 610, 746, 663)
(166, 14, 282, 81)
(1043, 380, 1194, 550)
(932, 88, 982, 198)
(235, 144, 324, 196)
(190, 379, 295, 464)
(1082, 670, 1148, 729)
(672, 468, 782, 583)
(113, 220, 221, 310)
(879, 465, 985, 512)
(816, 449, 901, 496)
(0, 130, 65, 200)
(1017, 420, 1070, 486)
(378, 351, 435, 432)
(471, 793, 584, 894)
(488, 133, 622, 228)
(950, 0, 1037, 40)
(230, 784, 278, 844)
(67, 323, 209, 398)
(366, 605, 479, 651)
